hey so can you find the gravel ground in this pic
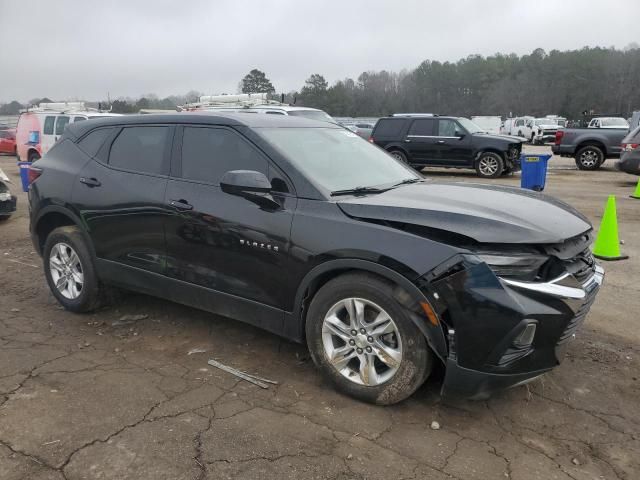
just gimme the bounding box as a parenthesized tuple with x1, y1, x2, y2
(1, 147, 639, 480)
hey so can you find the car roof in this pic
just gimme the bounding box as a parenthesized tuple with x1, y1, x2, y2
(65, 111, 338, 139)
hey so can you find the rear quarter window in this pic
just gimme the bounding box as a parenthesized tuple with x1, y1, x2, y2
(373, 119, 405, 137)
(43, 116, 55, 135)
(77, 128, 114, 157)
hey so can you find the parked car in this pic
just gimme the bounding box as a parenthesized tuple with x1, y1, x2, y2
(0, 129, 16, 155)
(470, 116, 502, 135)
(0, 168, 17, 221)
(616, 125, 640, 175)
(370, 115, 523, 178)
(28, 113, 604, 403)
(629, 111, 640, 131)
(552, 122, 630, 170)
(15, 103, 118, 162)
(521, 118, 561, 145)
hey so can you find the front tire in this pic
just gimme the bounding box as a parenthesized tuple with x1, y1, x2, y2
(575, 146, 604, 170)
(306, 273, 432, 405)
(475, 152, 504, 178)
(43, 226, 103, 313)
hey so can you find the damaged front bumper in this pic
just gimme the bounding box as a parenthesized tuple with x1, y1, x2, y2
(426, 255, 604, 399)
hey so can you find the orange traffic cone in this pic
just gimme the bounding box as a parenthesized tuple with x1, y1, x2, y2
(592, 195, 628, 261)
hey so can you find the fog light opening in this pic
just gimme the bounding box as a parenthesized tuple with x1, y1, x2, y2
(514, 322, 537, 347)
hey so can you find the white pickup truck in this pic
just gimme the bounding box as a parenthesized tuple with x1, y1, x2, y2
(521, 118, 561, 144)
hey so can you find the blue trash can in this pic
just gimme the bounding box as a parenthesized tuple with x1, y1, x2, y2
(17, 162, 31, 192)
(520, 154, 551, 191)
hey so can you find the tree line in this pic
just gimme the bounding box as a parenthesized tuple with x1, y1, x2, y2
(2, 45, 639, 120)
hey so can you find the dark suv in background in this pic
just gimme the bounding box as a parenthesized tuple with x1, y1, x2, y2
(29, 113, 602, 404)
(370, 114, 523, 178)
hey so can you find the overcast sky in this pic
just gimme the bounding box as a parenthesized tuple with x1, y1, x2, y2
(0, 0, 638, 103)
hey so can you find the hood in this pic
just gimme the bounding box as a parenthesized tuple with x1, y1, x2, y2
(337, 182, 591, 244)
(473, 132, 523, 143)
(535, 123, 559, 129)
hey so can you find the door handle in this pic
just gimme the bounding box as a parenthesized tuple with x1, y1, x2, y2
(436, 140, 446, 144)
(79, 177, 101, 187)
(169, 199, 193, 210)
(404, 138, 411, 143)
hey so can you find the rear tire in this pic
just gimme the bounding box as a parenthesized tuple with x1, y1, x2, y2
(306, 273, 432, 405)
(43, 226, 103, 313)
(388, 149, 408, 164)
(475, 152, 504, 178)
(575, 146, 604, 170)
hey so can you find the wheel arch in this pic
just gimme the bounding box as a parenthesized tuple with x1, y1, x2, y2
(287, 259, 448, 362)
(475, 148, 506, 162)
(575, 140, 607, 156)
(33, 206, 92, 256)
(384, 144, 410, 158)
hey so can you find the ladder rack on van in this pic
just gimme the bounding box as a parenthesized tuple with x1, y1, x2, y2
(179, 93, 287, 112)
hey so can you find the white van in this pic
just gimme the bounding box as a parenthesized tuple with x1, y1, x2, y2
(16, 103, 118, 162)
(501, 116, 534, 137)
(181, 94, 336, 123)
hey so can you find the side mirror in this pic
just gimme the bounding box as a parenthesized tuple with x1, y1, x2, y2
(456, 132, 465, 139)
(220, 170, 280, 210)
(220, 170, 271, 195)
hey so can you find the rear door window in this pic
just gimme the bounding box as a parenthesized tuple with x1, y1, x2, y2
(43, 116, 56, 135)
(180, 126, 267, 185)
(408, 119, 435, 136)
(108, 126, 170, 175)
(55, 116, 70, 135)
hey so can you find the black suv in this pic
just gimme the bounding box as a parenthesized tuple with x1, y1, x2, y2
(29, 113, 602, 404)
(371, 115, 523, 178)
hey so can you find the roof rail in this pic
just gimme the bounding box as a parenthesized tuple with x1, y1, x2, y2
(391, 113, 438, 117)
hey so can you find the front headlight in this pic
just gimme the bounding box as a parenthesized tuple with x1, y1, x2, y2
(476, 253, 548, 280)
(0, 192, 11, 202)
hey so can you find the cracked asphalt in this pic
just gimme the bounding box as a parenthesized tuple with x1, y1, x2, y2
(1, 148, 639, 480)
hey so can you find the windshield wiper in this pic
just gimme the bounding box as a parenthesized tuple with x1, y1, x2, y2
(330, 186, 388, 197)
(392, 178, 422, 187)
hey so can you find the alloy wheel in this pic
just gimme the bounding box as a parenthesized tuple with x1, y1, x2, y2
(49, 242, 84, 299)
(580, 150, 598, 168)
(321, 297, 402, 386)
(478, 157, 499, 176)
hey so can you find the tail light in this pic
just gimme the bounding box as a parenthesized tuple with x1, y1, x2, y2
(622, 143, 639, 151)
(28, 166, 42, 184)
(554, 130, 564, 145)
(368, 136, 374, 143)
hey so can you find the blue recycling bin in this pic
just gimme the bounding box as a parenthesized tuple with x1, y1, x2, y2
(520, 154, 551, 191)
(17, 162, 31, 192)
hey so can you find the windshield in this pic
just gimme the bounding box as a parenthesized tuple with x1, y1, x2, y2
(600, 118, 629, 127)
(257, 127, 418, 193)
(288, 110, 335, 123)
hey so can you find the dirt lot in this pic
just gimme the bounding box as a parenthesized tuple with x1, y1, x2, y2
(1, 148, 639, 480)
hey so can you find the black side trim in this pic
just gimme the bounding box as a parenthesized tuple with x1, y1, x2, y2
(96, 258, 285, 338)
